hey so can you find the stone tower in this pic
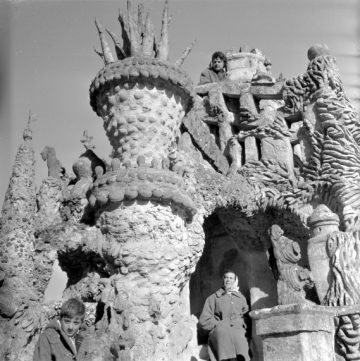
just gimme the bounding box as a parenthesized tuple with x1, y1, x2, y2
(0, 114, 40, 359)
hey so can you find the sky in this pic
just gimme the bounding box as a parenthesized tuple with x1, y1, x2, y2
(0, 0, 359, 300)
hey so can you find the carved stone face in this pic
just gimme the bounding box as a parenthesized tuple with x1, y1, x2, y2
(212, 57, 225, 73)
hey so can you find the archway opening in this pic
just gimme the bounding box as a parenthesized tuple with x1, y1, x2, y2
(190, 206, 315, 358)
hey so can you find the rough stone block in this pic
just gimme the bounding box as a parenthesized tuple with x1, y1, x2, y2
(250, 81, 284, 100)
(0, 288, 18, 317)
(251, 304, 336, 361)
(182, 110, 229, 174)
(244, 136, 258, 162)
(261, 137, 294, 174)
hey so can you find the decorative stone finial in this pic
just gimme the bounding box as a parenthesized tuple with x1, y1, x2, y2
(80, 130, 95, 150)
(307, 44, 330, 61)
(239, 45, 251, 53)
(23, 111, 36, 141)
(307, 204, 339, 229)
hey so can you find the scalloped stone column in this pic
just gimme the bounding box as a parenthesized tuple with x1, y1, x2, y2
(90, 57, 193, 166)
(95, 200, 203, 361)
(89, 53, 200, 359)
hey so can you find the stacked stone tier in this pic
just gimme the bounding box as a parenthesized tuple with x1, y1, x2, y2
(89, 57, 194, 166)
(89, 57, 194, 115)
(89, 166, 196, 219)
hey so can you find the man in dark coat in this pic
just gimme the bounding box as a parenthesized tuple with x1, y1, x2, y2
(199, 51, 228, 85)
(199, 271, 250, 361)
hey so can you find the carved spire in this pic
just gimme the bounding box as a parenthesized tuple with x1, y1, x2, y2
(106, 28, 126, 60)
(95, 18, 114, 64)
(23, 110, 36, 141)
(0, 112, 37, 287)
(94, 0, 192, 66)
(157, 0, 170, 61)
(175, 39, 196, 67)
(80, 130, 95, 150)
(1, 112, 36, 233)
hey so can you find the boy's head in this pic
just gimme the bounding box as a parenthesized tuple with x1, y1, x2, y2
(59, 298, 85, 337)
(210, 51, 227, 73)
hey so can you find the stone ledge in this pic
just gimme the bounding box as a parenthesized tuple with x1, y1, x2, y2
(90, 56, 194, 115)
(195, 81, 249, 98)
(89, 166, 197, 220)
(250, 303, 336, 336)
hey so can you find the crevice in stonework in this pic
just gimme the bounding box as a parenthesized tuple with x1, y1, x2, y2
(44, 260, 67, 302)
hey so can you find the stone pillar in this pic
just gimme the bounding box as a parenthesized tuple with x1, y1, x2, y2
(246, 251, 278, 361)
(251, 304, 336, 361)
(307, 205, 340, 303)
(89, 161, 202, 360)
(244, 136, 259, 162)
(93, 200, 203, 361)
(261, 137, 294, 176)
(89, 53, 201, 361)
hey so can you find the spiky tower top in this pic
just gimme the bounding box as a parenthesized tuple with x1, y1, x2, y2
(90, 0, 195, 115)
(88, 0, 197, 217)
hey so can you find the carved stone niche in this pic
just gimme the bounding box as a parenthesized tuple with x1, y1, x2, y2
(190, 208, 312, 361)
(251, 304, 336, 361)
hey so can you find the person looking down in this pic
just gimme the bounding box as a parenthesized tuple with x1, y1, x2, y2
(199, 51, 228, 85)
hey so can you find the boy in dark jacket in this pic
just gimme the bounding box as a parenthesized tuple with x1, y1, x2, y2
(33, 298, 88, 361)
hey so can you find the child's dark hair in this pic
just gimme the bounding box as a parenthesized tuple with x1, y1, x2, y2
(211, 51, 227, 69)
(60, 298, 85, 319)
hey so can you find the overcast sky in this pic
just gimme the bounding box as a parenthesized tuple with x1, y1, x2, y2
(0, 0, 359, 299)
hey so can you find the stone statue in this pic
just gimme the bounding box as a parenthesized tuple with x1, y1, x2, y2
(269, 224, 313, 305)
(40, 146, 66, 179)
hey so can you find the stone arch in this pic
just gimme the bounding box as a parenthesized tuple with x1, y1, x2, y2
(190, 204, 316, 358)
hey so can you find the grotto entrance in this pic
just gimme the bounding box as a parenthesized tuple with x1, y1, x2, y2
(190, 207, 314, 359)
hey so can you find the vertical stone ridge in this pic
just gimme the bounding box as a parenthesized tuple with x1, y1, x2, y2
(0, 114, 37, 295)
(1, 115, 36, 234)
(0, 115, 40, 361)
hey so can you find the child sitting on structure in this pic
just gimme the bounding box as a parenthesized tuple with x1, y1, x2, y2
(33, 298, 88, 361)
(199, 51, 228, 85)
